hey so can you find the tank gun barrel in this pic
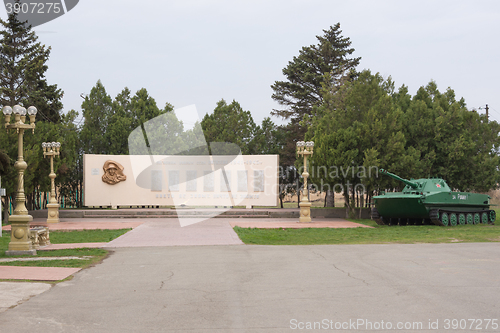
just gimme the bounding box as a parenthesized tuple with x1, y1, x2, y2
(380, 169, 418, 189)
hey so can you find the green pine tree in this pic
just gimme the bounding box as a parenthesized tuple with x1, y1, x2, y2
(0, 11, 63, 122)
(201, 99, 258, 155)
(271, 23, 360, 124)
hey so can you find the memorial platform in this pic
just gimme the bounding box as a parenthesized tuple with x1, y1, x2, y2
(27, 207, 371, 219)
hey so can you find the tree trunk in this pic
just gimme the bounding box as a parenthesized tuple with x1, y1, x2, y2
(344, 191, 355, 219)
(3, 195, 10, 224)
(324, 189, 335, 207)
(296, 178, 300, 208)
(79, 180, 83, 208)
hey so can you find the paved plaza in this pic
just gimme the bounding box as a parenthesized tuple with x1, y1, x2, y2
(0, 217, 499, 332)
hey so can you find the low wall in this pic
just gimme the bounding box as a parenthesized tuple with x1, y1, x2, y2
(29, 207, 372, 219)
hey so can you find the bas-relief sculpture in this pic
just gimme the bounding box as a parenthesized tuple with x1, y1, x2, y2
(102, 160, 127, 185)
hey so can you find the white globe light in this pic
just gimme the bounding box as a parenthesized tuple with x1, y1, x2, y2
(12, 105, 22, 115)
(27, 106, 37, 115)
(2, 106, 12, 115)
(19, 107, 26, 116)
(42, 143, 47, 148)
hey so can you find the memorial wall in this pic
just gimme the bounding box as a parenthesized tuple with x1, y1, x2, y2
(83, 154, 279, 208)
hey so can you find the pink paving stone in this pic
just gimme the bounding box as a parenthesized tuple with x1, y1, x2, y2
(230, 220, 373, 229)
(105, 219, 244, 247)
(0, 266, 81, 281)
(2, 219, 144, 231)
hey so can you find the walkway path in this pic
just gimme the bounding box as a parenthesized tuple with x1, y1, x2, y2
(105, 218, 244, 247)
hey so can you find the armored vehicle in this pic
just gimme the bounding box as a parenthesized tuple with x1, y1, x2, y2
(371, 169, 496, 226)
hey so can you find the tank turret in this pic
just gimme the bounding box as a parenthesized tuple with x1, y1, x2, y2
(380, 169, 418, 189)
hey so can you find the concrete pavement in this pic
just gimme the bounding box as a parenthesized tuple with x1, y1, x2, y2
(0, 243, 499, 332)
(0, 217, 368, 303)
(0, 282, 52, 314)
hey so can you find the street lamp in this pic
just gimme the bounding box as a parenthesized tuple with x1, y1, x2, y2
(2, 104, 37, 255)
(296, 141, 314, 222)
(42, 142, 61, 223)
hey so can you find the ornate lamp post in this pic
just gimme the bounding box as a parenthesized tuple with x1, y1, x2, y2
(296, 141, 314, 223)
(2, 105, 37, 255)
(42, 142, 61, 223)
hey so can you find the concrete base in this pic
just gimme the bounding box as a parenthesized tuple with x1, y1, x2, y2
(46, 203, 59, 223)
(5, 249, 37, 256)
(7, 214, 36, 255)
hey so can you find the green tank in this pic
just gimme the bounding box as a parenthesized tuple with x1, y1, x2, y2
(371, 169, 496, 226)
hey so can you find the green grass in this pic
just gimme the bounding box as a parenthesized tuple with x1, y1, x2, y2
(0, 229, 130, 257)
(0, 228, 130, 272)
(234, 223, 500, 245)
(0, 248, 109, 268)
(235, 209, 500, 245)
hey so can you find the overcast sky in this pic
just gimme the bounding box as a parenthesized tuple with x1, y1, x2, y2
(2, 0, 499, 128)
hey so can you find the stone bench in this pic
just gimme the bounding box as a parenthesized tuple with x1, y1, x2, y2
(29, 226, 51, 249)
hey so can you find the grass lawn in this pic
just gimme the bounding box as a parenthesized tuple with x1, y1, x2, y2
(234, 209, 500, 245)
(0, 248, 109, 269)
(0, 229, 131, 270)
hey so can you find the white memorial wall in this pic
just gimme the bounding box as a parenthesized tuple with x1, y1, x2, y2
(83, 154, 279, 208)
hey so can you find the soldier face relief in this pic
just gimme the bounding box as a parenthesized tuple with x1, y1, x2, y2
(102, 160, 127, 185)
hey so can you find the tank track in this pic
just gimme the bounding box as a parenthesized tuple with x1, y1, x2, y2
(430, 209, 443, 226)
(371, 207, 385, 225)
(430, 209, 496, 227)
(372, 208, 496, 227)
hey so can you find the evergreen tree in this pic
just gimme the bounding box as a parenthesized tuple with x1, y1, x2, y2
(253, 117, 285, 155)
(307, 70, 423, 216)
(0, 150, 10, 176)
(79, 80, 112, 154)
(0, 11, 63, 122)
(271, 23, 360, 124)
(402, 82, 500, 192)
(0, 11, 70, 211)
(308, 70, 500, 215)
(201, 99, 258, 155)
(271, 24, 360, 196)
(107, 87, 133, 155)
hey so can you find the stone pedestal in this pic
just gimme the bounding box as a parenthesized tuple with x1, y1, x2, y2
(299, 200, 312, 223)
(46, 203, 60, 223)
(6, 214, 36, 256)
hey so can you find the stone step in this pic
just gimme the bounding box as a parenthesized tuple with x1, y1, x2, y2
(82, 214, 271, 219)
(29, 208, 371, 219)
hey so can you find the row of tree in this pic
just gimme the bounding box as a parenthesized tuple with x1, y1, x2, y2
(0, 12, 498, 216)
(269, 23, 499, 215)
(0, 12, 78, 220)
(305, 71, 500, 216)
